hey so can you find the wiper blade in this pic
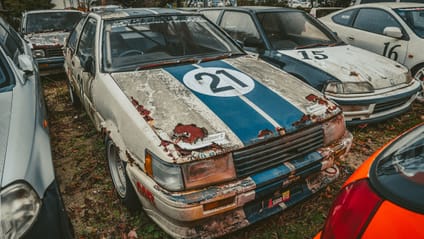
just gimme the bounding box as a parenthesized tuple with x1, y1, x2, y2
(136, 58, 199, 70)
(295, 42, 337, 49)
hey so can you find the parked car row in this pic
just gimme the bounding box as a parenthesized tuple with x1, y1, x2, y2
(1, 4, 422, 239)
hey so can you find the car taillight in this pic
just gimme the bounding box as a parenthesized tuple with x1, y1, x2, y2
(321, 179, 383, 239)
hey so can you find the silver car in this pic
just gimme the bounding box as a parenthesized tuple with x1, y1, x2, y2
(0, 18, 74, 238)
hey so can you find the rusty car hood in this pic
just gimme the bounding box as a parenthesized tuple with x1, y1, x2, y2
(24, 31, 69, 47)
(280, 45, 409, 89)
(111, 55, 341, 151)
(0, 91, 12, 181)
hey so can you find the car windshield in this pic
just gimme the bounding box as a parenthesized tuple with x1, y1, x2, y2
(25, 11, 83, 33)
(102, 14, 244, 72)
(395, 7, 424, 38)
(256, 11, 339, 50)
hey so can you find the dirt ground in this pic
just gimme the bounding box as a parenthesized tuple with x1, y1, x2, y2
(42, 74, 424, 239)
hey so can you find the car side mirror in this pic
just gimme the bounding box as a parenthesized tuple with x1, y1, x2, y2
(18, 54, 34, 76)
(83, 56, 95, 75)
(383, 27, 403, 39)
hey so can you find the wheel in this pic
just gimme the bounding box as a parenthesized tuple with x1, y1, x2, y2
(119, 49, 144, 57)
(105, 137, 141, 212)
(67, 81, 80, 107)
(412, 64, 424, 103)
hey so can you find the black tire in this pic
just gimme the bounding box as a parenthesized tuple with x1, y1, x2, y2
(67, 81, 80, 107)
(105, 137, 141, 212)
(412, 63, 424, 82)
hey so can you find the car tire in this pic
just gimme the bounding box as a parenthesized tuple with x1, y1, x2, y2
(105, 137, 141, 212)
(67, 81, 80, 107)
(412, 63, 424, 103)
(412, 63, 424, 82)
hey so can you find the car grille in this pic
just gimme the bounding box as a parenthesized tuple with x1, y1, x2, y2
(232, 125, 324, 178)
(374, 96, 411, 114)
(45, 47, 63, 57)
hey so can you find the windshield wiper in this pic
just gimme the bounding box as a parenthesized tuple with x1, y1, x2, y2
(295, 42, 338, 49)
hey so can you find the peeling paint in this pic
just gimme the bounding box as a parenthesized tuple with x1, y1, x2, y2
(130, 96, 154, 124)
(173, 123, 208, 144)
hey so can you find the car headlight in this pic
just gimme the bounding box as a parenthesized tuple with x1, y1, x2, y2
(181, 154, 236, 189)
(145, 151, 236, 191)
(325, 82, 374, 94)
(322, 114, 346, 146)
(145, 151, 184, 191)
(32, 49, 45, 58)
(1, 182, 41, 238)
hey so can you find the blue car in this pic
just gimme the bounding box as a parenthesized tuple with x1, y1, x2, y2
(0, 17, 74, 238)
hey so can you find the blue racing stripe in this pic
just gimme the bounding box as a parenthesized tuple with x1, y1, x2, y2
(164, 63, 275, 145)
(200, 61, 305, 133)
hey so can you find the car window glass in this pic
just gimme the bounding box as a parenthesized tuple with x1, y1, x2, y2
(220, 11, 261, 44)
(67, 18, 85, 51)
(353, 8, 401, 35)
(0, 54, 9, 90)
(25, 11, 82, 33)
(0, 24, 24, 63)
(332, 9, 356, 26)
(77, 18, 96, 63)
(201, 10, 221, 23)
(258, 11, 334, 49)
(395, 7, 424, 38)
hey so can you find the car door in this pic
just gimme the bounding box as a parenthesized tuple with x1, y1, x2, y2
(72, 17, 97, 114)
(343, 8, 409, 63)
(65, 18, 85, 83)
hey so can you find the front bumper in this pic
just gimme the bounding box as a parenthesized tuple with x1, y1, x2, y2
(330, 81, 422, 125)
(128, 130, 353, 238)
(22, 181, 74, 239)
(36, 56, 65, 76)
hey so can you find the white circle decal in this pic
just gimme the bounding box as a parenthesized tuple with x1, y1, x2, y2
(183, 67, 255, 97)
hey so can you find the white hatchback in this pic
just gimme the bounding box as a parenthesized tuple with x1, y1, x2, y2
(320, 3, 424, 88)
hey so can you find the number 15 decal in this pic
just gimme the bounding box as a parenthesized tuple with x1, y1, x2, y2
(183, 67, 255, 97)
(298, 50, 328, 60)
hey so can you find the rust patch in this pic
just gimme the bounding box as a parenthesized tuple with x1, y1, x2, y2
(130, 96, 153, 123)
(292, 114, 311, 127)
(258, 129, 273, 138)
(306, 94, 328, 106)
(125, 150, 135, 164)
(173, 123, 208, 144)
(276, 127, 286, 136)
(350, 71, 359, 76)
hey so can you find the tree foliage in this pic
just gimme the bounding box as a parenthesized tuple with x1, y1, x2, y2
(1, 0, 54, 28)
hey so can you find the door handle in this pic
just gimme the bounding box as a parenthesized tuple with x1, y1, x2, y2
(347, 36, 355, 41)
(71, 61, 75, 66)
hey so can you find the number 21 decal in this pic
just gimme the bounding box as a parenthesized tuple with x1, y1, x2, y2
(298, 50, 328, 60)
(183, 67, 255, 97)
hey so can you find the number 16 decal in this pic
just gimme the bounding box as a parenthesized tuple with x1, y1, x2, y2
(184, 67, 255, 97)
(383, 42, 401, 61)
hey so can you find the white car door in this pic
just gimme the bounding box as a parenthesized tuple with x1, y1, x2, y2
(72, 17, 97, 113)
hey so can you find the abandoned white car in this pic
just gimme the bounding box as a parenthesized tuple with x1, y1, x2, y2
(319, 3, 424, 99)
(0, 18, 74, 238)
(200, 7, 422, 125)
(64, 8, 352, 238)
(20, 9, 83, 75)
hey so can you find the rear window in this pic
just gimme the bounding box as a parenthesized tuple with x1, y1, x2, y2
(25, 11, 83, 33)
(370, 124, 424, 214)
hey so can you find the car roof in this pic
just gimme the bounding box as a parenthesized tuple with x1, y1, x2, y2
(93, 7, 200, 19)
(352, 2, 424, 9)
(25, 9, 83, 14)
(200, 6, 301, 13)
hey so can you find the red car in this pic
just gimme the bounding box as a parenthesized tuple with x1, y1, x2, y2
(315, 123, 424, 239)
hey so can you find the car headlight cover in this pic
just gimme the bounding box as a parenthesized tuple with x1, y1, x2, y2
(32, 49, 45, 58)
(322, 114, 347, 146)
(325, 82, 374, 94)
(145, 151, 184, 191)
(1, 182, 41, 238)
(182, 153, 236, 189)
